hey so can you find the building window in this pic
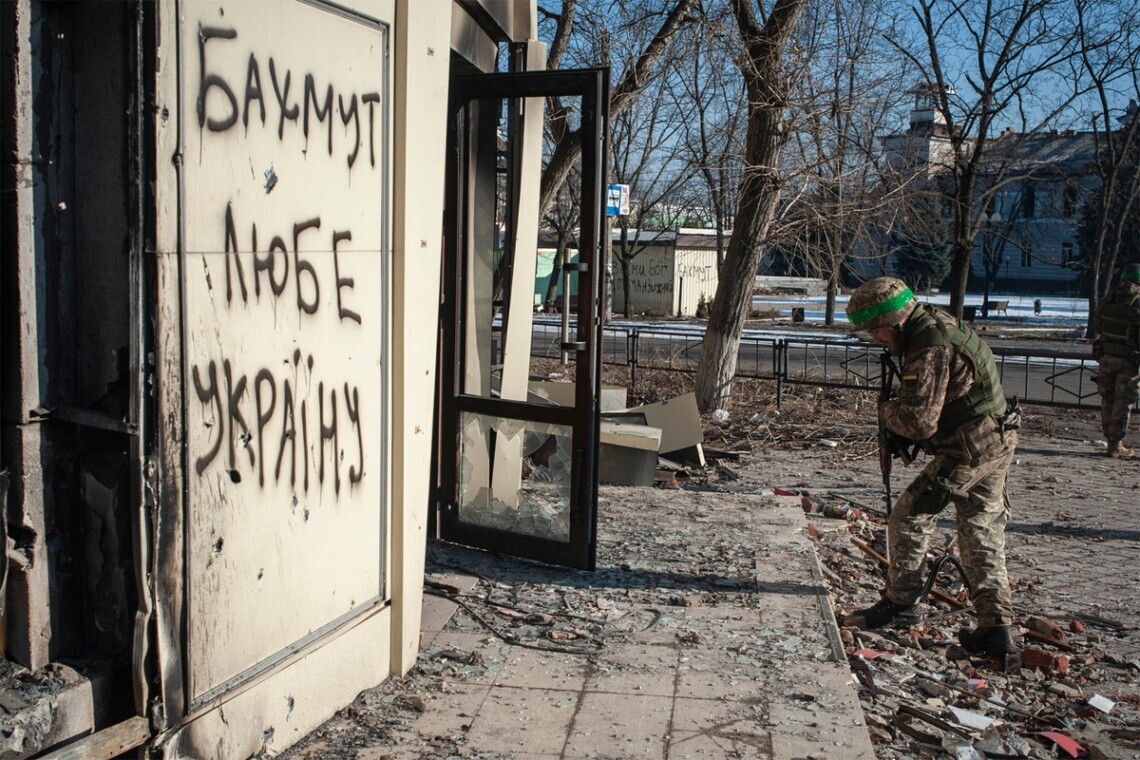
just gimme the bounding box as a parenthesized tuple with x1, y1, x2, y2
(1063, 185, 1078, 219)
(1022, 185, 1036, 219)
(1020, 243, 1033, 268)
(1061, 242, 1073, 266)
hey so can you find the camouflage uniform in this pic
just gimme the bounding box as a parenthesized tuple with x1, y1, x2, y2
(882, 304, 1016, 627)
(1093, 278, 1140, 450)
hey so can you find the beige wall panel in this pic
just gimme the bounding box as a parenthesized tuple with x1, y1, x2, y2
(159, 610, 391, 758)
(451, 5, 497, 72)
(625, 392, 703, 454)
(612, 247, 675, 315)
(491, 46, 545, 507)
(153, 0, 190, 722)
(673, 249, 719, 317)
(390, 0, 452, 676)
(177, 0, 392, 703)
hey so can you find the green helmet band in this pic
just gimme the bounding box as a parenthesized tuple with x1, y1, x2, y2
(849, 288, 915, 329)
(1124, 266, 1140, 282)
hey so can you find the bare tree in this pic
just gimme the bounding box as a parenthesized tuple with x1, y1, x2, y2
(782, 0, 915, 324)
(1072, 0, 1140, 335)
(694, 0, 811, 412)
(895, 0, 1084, 316)
(665, 5, 747, 268)
(608, 63, 698, 317)
(541, 173, 582, 310)
(537, 0, 700, 218)
(976, 192, 1019, 315)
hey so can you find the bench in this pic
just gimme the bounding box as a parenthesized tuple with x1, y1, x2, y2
(982, 300, 1009, 317)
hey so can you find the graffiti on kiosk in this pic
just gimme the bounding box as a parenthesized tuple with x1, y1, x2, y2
(197, 24, 382, 171)
(191, 202, 368, 495)
(220, 203, 361, 323)
(191, 352, 364, 495)
(676, 262, 714, 282)
(625, 278, 674, 295)
(187, 17, 383, 499)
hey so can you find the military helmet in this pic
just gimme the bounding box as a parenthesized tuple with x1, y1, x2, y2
(1123, 263, 1140, 283)
(846, 277, 917, 331)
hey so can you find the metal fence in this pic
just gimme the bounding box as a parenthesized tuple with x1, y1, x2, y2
(531, 323, 1107, 411)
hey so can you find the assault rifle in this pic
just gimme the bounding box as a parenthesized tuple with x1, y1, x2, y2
(878, 351, 919, 518)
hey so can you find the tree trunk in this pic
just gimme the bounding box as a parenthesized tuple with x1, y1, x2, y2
(538, 0, 698, 219)
(695, 104, 791, 410)
(544, 243, 569, 309)
(947, 206, 973, 316)
(694, 0, 809, 413)
(825, 273, 838, 325)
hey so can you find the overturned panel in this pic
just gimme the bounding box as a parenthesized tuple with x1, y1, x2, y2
(621, 392, 703, 456)
(529, 381, 627, 412)
(178, 0, 391, 705)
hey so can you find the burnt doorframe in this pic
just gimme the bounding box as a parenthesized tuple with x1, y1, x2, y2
(0, 0, 154, 726)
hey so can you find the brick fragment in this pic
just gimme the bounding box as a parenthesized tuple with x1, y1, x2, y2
(1021, 648, 1070, 675)
(1026, 615, 1067, 642)
(1068, 619, 1086, 634)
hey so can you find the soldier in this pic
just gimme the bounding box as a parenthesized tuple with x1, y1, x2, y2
(1093, 263, 1140, 458)
(843, 277, 1019, 656)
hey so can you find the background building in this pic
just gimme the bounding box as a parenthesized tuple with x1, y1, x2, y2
(881, 87, 1095, 295)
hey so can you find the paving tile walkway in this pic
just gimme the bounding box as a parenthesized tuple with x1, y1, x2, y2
(291, 490, 875, 759)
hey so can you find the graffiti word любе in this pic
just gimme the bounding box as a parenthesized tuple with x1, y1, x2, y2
(221, 203, 362, 323)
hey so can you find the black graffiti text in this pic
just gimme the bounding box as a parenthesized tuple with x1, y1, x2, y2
(198, 24, 382, 169)
(223, 203, 362, 324)
(193, 351, 365, 496)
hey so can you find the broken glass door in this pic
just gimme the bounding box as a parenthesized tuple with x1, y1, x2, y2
(435, 69, 608, 570)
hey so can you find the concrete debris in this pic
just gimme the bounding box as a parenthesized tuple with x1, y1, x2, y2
(1021, 648, 1071, 674)
(1027, 615, 1069, 642)
(0, 660, 71, 759)
(726, 386, 1140, 759)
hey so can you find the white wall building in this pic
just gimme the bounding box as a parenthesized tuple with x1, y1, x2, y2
(610, 228, 723, 317)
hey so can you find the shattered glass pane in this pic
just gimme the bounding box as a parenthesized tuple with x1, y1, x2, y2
(458, 412, 573, 542)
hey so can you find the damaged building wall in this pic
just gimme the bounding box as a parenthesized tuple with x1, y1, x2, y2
(1, 0, 137, 685)
(148, 0, 454, 754)
(154, 0, 393, 707)
(1, 0, 529, 755)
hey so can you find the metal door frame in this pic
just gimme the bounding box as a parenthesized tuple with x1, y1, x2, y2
(435, 68, 608, 570)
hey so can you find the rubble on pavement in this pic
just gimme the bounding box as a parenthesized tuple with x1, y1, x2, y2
(700, 379, 1140, 760)
(283, 364, 1139, 759)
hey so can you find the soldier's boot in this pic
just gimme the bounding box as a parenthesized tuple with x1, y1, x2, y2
(1108, 440, 1135, 458)
(958, 625, 1018, 655)
(844, 595, 920, 630)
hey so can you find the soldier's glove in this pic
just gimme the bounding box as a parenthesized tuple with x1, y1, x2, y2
(997, 398, 1022, 432)
(884, 429, 919, 464)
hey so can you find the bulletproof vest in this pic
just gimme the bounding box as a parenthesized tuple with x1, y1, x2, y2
(1099, 291, 1140, 358)
(904, 304, 1007, 436)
